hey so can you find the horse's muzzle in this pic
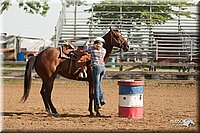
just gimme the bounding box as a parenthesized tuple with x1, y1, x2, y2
(122, 42, 129, 52)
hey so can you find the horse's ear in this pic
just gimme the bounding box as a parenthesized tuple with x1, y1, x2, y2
(109, 26, 112, 31)
(114, 29, 119, 32)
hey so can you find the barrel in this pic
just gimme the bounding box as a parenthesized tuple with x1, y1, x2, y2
(118, 80, 144, 118)
(17, 53, 24, 61)
(108, 57, 115, 68)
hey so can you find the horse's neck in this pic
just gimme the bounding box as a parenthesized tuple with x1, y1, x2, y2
(103, 35, 113, 64)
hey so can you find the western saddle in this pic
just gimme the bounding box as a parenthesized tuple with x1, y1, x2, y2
(59, 41, 90, 79)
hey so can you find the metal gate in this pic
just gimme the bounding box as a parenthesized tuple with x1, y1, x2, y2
(55, 2, 199, 63)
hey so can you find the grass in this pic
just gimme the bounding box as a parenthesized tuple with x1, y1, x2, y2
(2, 61, 179, 71)
(2, 78, 120, 86)
(3, 79, 24, 85)
(106, 66, 178, 71)
(2, 64, 26, 68)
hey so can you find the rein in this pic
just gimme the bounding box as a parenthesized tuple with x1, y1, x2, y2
(109, 31, 124, 54)
(109, 30, 126, 49)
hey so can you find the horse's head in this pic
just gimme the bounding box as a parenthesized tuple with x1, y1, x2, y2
(103, 27, 129, 52)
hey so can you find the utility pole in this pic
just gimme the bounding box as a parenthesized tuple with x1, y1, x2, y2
(119, 4, 123, 71)
(74, 0, 77, 39)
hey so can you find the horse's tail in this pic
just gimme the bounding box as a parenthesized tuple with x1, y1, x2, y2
(21, 56, 36, 102)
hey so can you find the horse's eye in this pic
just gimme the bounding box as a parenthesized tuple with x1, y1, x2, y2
(115, 35, 119, 38)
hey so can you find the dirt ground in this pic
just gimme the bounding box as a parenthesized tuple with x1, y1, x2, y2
(1, 79, 199, 132)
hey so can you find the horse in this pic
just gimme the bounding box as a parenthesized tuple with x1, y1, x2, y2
(21, 27, 129, 117)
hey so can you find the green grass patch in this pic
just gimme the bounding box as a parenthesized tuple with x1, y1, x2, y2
(3, 64, 26, 68)
(2, 79, 119, 86)
(3, 79, 24, 85)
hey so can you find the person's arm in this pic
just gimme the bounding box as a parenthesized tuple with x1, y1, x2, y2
(102, 48, 106, 59)
(83, 45, 92, 54)
(83, 40, 92, 51)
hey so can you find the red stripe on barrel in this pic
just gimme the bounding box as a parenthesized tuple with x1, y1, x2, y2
(118, 80, 144, 86)
(118, 80, 144, 119)
(119, 106, 143, 118)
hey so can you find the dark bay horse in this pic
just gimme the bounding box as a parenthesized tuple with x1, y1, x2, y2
(21, 27, 129, 117)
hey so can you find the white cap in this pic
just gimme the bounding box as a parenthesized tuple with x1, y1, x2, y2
(94, 37, 105, 44)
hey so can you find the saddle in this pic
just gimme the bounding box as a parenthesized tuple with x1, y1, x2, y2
(59, 41, 91, 79)
(73, 50, 91, 79)
(60, 41, 75, 58)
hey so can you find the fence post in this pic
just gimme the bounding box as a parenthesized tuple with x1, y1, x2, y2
(190, 40, 193, 61)
(156, 40, 158, 60)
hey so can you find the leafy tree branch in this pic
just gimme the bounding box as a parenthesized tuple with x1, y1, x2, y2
(0, 0, 86, 16)
(86, 0, 196, 26)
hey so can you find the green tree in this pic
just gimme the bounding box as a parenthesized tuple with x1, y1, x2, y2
(86, 0, 196, 63)
(0, 0, 86, 16)
(1, 0, 50, 16)
(65, 0, 86, 6)
(86, 0, 195, 26)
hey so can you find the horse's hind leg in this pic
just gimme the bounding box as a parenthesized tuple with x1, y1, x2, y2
(46, 81, 58, 115)
(41, 81, 58, 115)
(40, 82, 51, 114)
(45, 67, 60, 115)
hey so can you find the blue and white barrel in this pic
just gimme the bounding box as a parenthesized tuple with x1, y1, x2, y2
(108, 57, 115, 68)
(118, 80, 144, 118)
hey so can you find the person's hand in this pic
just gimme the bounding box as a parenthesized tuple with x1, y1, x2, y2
(84, 40, 89, 47)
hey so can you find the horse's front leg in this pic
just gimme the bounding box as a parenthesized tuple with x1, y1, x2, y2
(88, 81, 94, 117)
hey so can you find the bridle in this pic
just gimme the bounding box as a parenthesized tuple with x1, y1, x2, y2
(109, 30, 126, 49)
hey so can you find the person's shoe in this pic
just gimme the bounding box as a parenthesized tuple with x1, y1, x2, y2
(101, 101, 106, 106)
(95, 105, 101, 110)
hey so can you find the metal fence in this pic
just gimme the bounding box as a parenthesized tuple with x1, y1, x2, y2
(55, 2, 199, 63)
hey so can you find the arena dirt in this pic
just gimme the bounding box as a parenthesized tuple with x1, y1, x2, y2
(2, 79, 198, 132)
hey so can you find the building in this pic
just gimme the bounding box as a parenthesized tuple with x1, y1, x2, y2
(0, 33, 53, 61)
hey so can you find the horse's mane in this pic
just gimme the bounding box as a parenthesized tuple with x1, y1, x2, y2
(102, 30, 110, 38)
(102, 28, 120, 38)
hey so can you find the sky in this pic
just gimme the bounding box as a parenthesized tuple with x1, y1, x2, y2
(0, 0, 199, 41)
(0, 0, 103, 40)
(1, 1, 62, 40)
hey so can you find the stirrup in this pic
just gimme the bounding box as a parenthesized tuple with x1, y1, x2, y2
(61, 53, 69, 58)
(78, 72, 87, 78)
(83, 69, 87, 78)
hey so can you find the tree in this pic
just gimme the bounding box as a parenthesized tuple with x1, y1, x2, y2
(86, 0, 196, 63)
(1, 0, 50, 16)
(65, 0, 86, 7)
(0, 0, 86, 16)
(86, 0, 195, 26)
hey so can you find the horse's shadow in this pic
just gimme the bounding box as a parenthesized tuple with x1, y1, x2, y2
(1, 111, 112, 118)
(57, 113, 112, 118)
(2, 111, 34, 116)
(2, 111, 47, 117)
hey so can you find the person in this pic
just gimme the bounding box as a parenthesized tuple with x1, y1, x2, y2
(84, 37, 106, 110)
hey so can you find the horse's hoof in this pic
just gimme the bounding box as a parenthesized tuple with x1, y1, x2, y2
(47, 112, 60, 117)
(47, 113, 53, 117)
(89, 112, 95, 117)
(52, 113, 61, 117)
(96, 112, 101, 117)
